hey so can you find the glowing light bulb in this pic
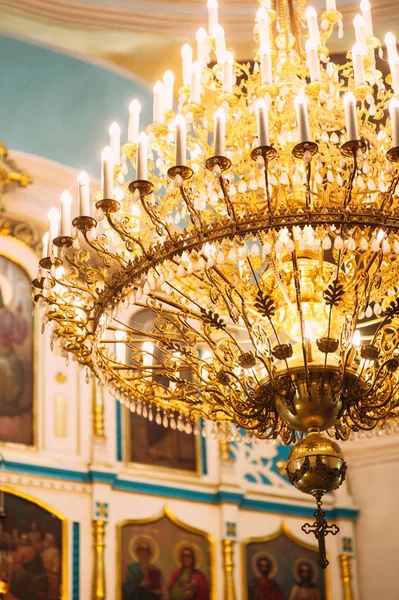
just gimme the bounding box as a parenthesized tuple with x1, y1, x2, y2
(352, 330, 361, 346)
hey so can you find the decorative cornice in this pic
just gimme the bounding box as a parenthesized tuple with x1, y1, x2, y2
(2, 461, 359, 519)
(3, 0, 398, 37)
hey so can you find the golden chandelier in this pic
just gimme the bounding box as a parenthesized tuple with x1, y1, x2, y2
(34, 0, 399, 565)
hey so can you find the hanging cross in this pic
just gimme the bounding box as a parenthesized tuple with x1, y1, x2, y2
(301, 499, 339, 569)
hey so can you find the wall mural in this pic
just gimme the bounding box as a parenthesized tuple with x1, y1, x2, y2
(0, 489, 64, 600)
(118, 507, 214, 600)
(243, 524, 329, 600)
(0, 255, 33, 446)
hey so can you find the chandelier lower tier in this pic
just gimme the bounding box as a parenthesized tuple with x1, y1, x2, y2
(33, 0, 399, 567)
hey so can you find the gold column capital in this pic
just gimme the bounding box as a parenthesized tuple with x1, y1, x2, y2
(222, 539, 236, 600)
(93, 519, 107, 600)
(219, 440, 234, 463)
(339, 554, 354, 600)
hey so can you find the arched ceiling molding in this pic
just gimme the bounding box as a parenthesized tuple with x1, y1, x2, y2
(0, 35, 152, 174)
(1, 0, 399, 36)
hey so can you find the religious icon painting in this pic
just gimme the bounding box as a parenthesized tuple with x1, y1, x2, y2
(0, 255, 34, 446)
(117, 505, 215, 600)
(0, 487, 66, 600)
(243, 523, 330, 600)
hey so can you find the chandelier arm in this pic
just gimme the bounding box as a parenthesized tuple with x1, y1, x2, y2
(343, 148, 359, 210)
(62, 253, 109, 295)
(179, 185, 204, 234)
(138, 191, 175, 241)
(218, 176, 237, 224)
(291, 249, 312, 398)
(80, 228, 128, 269)
(380, 174, 399, 213)
(105, 211, 151, 259)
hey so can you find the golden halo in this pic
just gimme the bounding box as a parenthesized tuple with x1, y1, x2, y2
(172, 540, 203, 570)
(251, 551, 278, 579)
(129, 534, 160, 563)
(293, 557, 318, 584)
(0, 274, 14, 307)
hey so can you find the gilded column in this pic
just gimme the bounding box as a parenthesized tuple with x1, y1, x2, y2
(92, 520, 107, 600)
(92, 380, 107, 440)
(339, 554, 354, 600)
(222, 539, 236, 600)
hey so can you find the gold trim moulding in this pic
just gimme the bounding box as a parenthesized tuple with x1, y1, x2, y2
(292, 141, 318, 160)
(128, 179, 154, 197)
(53, 235, 73, 248)
(167, 165, 194, 181)
(72, 216, 97, 232)
(251, 145, 278, 163)
(387, 146, 399, 163)
(205, 156, 232, 173)
(39, 256, 62, 270)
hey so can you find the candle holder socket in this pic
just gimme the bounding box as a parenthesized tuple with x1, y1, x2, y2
(216, 93, 239, 108)
(72, 216, 97, 232)
(53, 235, 73, 248)
(256, 84, 279, 99)
(95, 199, 121, 215)
(353, 84, 373, 100)
(320, 9, 343, 25)
(251, 145, 277, 163)
(39, 257, 63, 270)
(340, 139, 367, 158)
(387, 146, 399, 163)
(292, 141, 318, 160)
(182, 103, 205, 119)
(167, 166, 194, 181)
(205, 156, 232, 173)
(306, 81, 329, 97)
(128, 180, 154, 197)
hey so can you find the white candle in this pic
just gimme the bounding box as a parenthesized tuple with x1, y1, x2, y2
(257, 8, 270, 50)
(78, 171, 90, 217)
(196, 27, 208, 66)
(256, 98, 270, 146)
(222, 51, 234, 94)
(153, 81, 164, 123)
(390, 58, 399, 94)
(385, 32, 398, 65)
(42, 232, 49, 259)
(207, 0, 218, 35)
(360, 0, 373, 38)
(128, 99, 141, 144)
(214, 25, 226, 64)
(175, 114, 187, 166)
(102, 146, 114, 199)
(60, 191, 72, 237)
(354, 14, 368, 55)
(48, 207, 59, 247)
(214, 108, 226, 156)
(306, 6, 321, 46)
(326, 0, 336, 10)
(109, 121, 121, 166)
(306, 39, 321, 82)
(344, 92, 359, 141)
(260, 45, 273, 84)
(389, 98, 399, 148)
(260, 0, 271, 8)
(352, 43, 366, 86)
(190, 61, 202, 104)
(137, 132, 149, 181)
(163, 70, 175, 112)
(294, 93, 311, 143)
(181, 44, 193, 86)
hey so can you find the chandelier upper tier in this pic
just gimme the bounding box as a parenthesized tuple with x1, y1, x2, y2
(34, 0, 399, 521)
